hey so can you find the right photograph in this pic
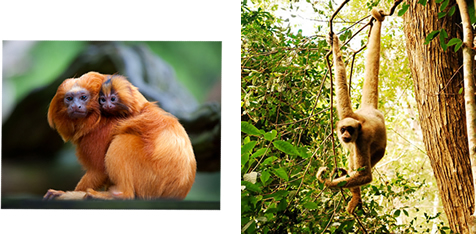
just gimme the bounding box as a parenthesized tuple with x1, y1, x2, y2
(241, 0, 475, 233)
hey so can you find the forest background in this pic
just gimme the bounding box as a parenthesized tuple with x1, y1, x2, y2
(241, 0, 461, 232)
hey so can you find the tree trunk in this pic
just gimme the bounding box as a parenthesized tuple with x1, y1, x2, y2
(403, 0, 473, 233)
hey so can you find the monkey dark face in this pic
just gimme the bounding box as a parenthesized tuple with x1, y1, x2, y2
(64, 87, 90, 118)
(337, 118, 361, 143)
(99, 77, 131, 116)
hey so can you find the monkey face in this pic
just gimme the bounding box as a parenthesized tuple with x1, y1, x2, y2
(99, 77, 131, 117)
(64, 88, 90, 118)
(99, 92, 119, 112)
(337, 118, 361, 143)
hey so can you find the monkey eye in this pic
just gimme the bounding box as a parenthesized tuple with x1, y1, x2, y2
(347, 127, 355, 135)
(340, 128, 346, 133)
(111, 97, 116, 102)
(65, 96, 73, 101)
(99, 97, 106, 103)
(80, 95, 88, 101)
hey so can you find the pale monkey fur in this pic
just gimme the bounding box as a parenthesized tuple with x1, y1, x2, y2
(317, 9, 387, 213)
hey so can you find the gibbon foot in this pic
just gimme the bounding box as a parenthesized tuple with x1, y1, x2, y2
(346, 195, 362, 213)
(316, 167, 328, 183)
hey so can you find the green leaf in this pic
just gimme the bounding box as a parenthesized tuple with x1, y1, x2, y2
(435, 0, 444, 3)
(440, 29, 448, 39)
(264, 130, 277, 141)
(263, 190, 288, 200)
(356, 166, 366, 172)
(251, 148, 267, 159)
(241, 121, 262, 136)
(243, 136, 250, 144)
(241, 153, 249, 166)
(241, 141, 257, 156)
(273, 140, 300, 156)
(297, 147, 310, 158)
(241, 181, 262, 193)
(440, 0, 449, 11)
(277, 199, 287, 211)
(394, 209, 401, 217)
(337, 181, 348, 187)
(424, 30, 440, 44)
(273, 167, 289, 181)
(447, 38, 462, 47)
(437, 11, 447, 19)
(439, 29, 448, 51)
(303, 202, 318, 209)
(459, 87, 464, 94)
(447, 38, 463, 52)
(398, 3, 410, 16)
(262, 156, 277, 165)
(448, 5, 456, 16)
(417, 0, 427, 6)
(260, 170, 271, 184)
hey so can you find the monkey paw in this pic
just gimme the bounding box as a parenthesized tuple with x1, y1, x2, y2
(84, 188, 115, 200)
(43, 189, 66, 201)
(326, 33, 334, 46)
(346, 196, 362, 214)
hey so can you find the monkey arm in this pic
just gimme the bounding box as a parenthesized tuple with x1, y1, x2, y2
(331, 33, 355, 120)
(361, 9, 385, 109)
(324, 169, 372, 188)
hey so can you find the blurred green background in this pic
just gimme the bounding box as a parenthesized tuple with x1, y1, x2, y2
(2, 41, 221, 205)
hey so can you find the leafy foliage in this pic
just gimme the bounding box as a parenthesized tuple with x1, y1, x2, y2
(423, 0, 475, 52)
(241, 0, 452, 233)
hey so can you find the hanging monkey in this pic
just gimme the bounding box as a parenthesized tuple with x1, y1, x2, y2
(316, 9, 387, 213)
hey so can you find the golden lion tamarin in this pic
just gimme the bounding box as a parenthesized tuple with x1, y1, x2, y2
(91, 75, 197, 199)
(44, 72, 116, 199)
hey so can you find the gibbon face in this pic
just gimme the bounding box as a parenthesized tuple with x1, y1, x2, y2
(337, 118, 361, 143)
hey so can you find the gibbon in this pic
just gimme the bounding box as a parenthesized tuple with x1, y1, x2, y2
(317, 9, 387, 213)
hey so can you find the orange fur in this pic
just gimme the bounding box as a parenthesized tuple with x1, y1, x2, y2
(96, 76, 197, 199)
(46, 72, 196, 201)
(47, 72, 118, 192)
(99, 75, 148, 117)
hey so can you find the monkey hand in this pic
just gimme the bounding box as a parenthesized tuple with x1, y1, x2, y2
(43, 189, 65, 200)
(326, 32, 334, 47)
(370, 8, 385, 22)
(335, 167, 349, 177)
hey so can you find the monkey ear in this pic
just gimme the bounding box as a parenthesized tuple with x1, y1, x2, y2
(357, 122, 362, 131)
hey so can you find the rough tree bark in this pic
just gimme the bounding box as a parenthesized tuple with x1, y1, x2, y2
(403, 0, 473, 233)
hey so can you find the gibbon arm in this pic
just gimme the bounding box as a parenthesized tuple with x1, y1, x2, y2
(361, 9, 385, 109)
(330, 33, 355, 120)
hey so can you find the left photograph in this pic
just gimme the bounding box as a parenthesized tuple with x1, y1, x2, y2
(2, 41, 221, 209)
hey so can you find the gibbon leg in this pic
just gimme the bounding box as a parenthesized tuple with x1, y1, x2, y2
(347, 187, 362, 213)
